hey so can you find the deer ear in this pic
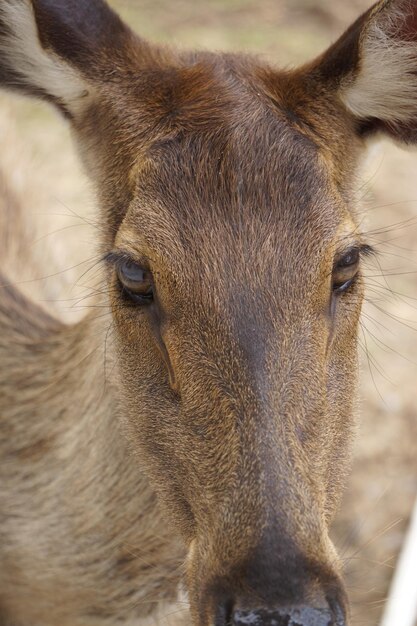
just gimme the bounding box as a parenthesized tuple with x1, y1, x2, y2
(313, 0, 417, 144)
(0, 0, 134, 117)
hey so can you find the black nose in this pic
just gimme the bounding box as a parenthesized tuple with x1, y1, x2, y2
(216, 603, 346, 626)
(232, 607, 336, 626)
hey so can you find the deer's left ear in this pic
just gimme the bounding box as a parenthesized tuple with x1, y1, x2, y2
(312, 0, 417, 144)
(0, 0, 142, 118)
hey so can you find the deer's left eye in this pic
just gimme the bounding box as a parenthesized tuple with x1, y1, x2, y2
(332, 248, 360, 294)
(117, 259, 154, 305)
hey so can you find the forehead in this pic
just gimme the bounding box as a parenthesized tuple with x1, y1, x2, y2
(118, 57, 351, 264)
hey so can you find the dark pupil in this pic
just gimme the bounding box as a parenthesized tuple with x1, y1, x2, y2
(119, 260, 153, 301)
(122, 261, 147, 283)
(338, 249, 359, 268)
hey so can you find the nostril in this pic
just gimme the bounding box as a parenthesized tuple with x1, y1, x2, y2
(327, 596, 348, 626)
(231, 605, 346, 626)
(215, 598, 234, 626)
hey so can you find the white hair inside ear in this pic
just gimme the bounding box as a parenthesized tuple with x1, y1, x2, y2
(341, 2, 417, 125)
(0, 0, 91, 115)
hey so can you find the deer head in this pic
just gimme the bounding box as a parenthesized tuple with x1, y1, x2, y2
(1, 1, 416, 624)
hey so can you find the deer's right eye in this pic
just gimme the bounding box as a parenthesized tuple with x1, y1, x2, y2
(116, 259, 154, 305)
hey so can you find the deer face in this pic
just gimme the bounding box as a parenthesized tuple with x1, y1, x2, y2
(2, 1, 417, 624)
(104, 87, 362, 623)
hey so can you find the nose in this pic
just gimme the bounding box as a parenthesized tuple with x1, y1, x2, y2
(216, 602, 347, 626)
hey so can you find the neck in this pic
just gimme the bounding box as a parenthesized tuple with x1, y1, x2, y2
(0, 287, 185, 625)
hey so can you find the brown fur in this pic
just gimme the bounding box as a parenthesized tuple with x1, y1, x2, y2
(1, 1, 417, 625)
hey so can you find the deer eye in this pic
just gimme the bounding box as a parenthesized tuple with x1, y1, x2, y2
(116, 259, 154, 305)
(332, 247, 360, 294)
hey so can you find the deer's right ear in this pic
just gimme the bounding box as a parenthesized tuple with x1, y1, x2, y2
(0, 0, 136, 118)
(311, 0, 417, 144)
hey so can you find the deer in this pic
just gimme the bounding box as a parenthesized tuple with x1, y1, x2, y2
(0, 0, 416, 625)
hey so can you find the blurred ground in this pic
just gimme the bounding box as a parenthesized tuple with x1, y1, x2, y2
(0, 1, 416, 625)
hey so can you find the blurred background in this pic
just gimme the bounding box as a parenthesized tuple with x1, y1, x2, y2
(0, 1, 416, 625)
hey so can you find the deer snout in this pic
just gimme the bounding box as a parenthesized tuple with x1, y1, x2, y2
(212, 585, 348, 626)
(190, 538, 349, 626)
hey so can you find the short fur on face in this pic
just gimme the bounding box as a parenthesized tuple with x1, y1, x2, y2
(1, 1, 417, 625)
